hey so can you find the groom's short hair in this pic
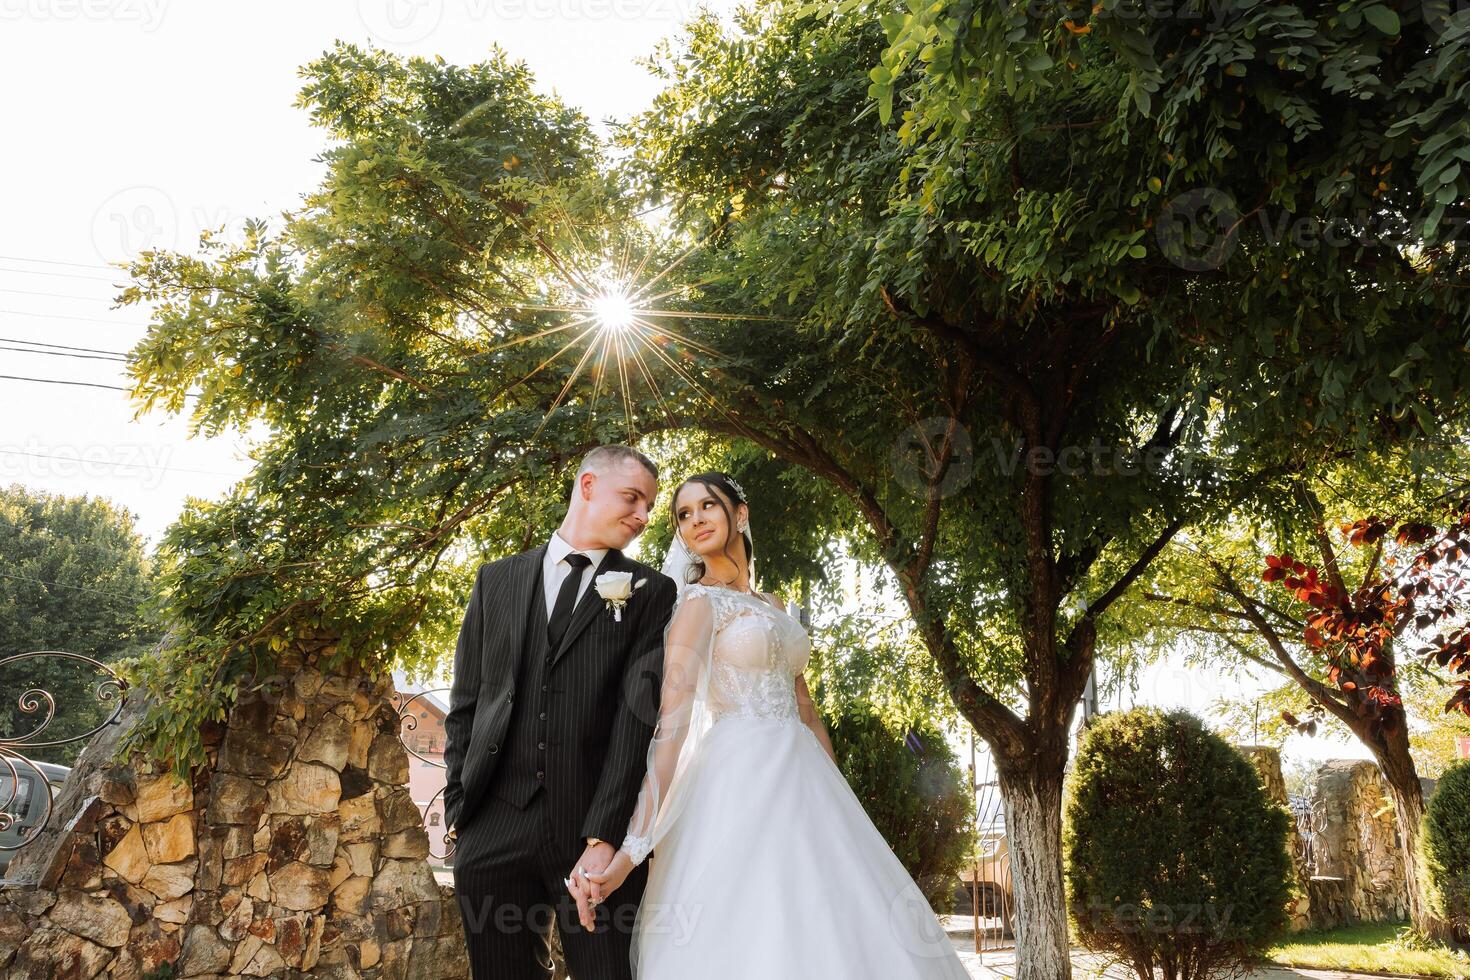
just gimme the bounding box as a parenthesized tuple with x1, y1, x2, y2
(574, 445, 659, 488)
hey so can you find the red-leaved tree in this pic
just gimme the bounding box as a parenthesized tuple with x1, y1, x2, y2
(1250, 496, 1470, 938)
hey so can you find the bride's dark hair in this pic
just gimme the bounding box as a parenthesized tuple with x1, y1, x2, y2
(668, 471, 753, 586)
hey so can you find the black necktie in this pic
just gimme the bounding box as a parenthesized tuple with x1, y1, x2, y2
(547, 552, 592, 649)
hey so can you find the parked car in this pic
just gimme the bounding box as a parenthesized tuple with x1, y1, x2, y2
(0, 760, 71, 878)
(956, 827, 1014, 938)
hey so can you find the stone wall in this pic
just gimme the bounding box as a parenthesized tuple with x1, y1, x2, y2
(1305, 759, 1410, 929)
(1237, 745, 1312, 932)
(1236, 748, 1428, 933)
(0, 639, 469, 979)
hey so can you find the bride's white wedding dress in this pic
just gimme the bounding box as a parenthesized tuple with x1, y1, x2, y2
(617, 582, 971, 979)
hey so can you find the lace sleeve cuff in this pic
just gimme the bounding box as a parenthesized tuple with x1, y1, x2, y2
(622, 833, 653, 866)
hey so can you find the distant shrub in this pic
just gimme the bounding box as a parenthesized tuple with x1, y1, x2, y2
(1064, 708, 1293, 980)
(1421, 760, 1470, 951)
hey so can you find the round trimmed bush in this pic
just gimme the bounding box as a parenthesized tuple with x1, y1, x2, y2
(1064, 708, 1293, 980)
(824, 702, 974, 911)
(1422, 759, 1470, 950)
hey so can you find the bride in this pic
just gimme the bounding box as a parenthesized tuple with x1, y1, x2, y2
(565, 470, 971, 978)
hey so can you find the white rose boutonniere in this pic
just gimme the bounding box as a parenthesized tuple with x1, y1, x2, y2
(595, 571, 647, 622)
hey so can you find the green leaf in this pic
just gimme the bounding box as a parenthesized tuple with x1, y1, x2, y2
(1411, 400, 1436, 433)
(1362, 5, 1400, 35)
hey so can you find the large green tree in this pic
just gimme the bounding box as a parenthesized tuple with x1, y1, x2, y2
(0, 485, 158, 764)
(610, 2, 1470, 974)
(112, 7, 1470, 977)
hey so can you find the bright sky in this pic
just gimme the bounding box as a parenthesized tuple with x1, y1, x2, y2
(0, 0, 732, 544)
(0, 1, 1372, 770)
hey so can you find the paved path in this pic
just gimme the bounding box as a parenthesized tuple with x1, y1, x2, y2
(937, 917, 1428, 980)
(422, 889, 1421, 979)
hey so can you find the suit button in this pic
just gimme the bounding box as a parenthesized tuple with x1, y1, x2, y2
(536, 770, 545, 780)
(537, 741, 546, 750)
(539, 711, 547, 720)
(545, 656, 552, 665)
(489, 744, 499, 754)
(541, 684, 549, 692)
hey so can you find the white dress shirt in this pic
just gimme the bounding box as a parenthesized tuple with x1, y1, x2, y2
(542, 530, 609, 622)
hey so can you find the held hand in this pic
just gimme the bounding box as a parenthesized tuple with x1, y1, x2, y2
(563, 840, 615, 930)
(582, 850, 635, 928)
(564, 870, 595, 931)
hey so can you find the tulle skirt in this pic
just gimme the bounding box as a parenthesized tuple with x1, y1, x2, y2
(630, 714, 971, 979)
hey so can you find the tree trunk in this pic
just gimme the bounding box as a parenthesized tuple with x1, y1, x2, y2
(1374, 726, 1447, 942)
(999, 757, 1073, 980)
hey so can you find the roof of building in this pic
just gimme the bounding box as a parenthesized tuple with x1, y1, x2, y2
(392, 670, 450, 715)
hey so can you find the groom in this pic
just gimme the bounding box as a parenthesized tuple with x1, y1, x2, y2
(443, 444, 678, 980)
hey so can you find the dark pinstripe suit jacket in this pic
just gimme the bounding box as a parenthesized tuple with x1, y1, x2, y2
(442, 543, 678, 845)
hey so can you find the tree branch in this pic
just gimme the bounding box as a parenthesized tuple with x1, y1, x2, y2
(1210, 568, 1360, 725)
(1081, 513, 1192, 624)
(1143, 591, 1255, 621)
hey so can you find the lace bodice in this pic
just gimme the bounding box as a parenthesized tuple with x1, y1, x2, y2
(617, 580, 815, 866)
(681, 583, 811, 723)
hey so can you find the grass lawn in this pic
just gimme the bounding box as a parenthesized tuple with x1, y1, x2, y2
(1266, 921, 1470, 978)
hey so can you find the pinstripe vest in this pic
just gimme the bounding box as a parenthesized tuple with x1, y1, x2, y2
(488, 561, 553, 808)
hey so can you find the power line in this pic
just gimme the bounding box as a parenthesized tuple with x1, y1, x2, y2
(0, 264, 125, 284)
(0, 309, 147, 328)
(0, 570, 145, 600)
(0, 344, 128, 363)
(0, 373, 131, 392)
(0, 373, 201, 397)
(0, 287, 120, 302)
(0, 254, 118, 272)
(0, 449, 246, 478)
(0, 336, 128, 357)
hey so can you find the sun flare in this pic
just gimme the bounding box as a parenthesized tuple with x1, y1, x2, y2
(483, 213, 790, 443)
(592, 287, 634, 332)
